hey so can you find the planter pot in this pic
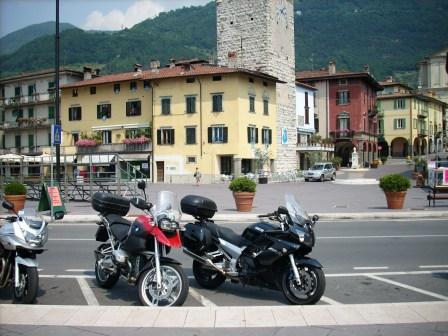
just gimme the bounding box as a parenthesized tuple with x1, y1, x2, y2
(384, 191, 407, 209)
(232, 192, 255, 212)
(4, 194, 26, 213)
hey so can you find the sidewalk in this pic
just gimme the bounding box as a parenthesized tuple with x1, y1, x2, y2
(3, 160, 447, 221)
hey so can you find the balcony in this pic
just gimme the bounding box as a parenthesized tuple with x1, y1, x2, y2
(76, 142, 152, 154)
(1, 118, 53, 131)
(296, 143, 334, 152)
(330, 130, 355, 140)
(1, 93, 54, 107)
(418, 128, 428, 137)
(417, 109, 428, 118)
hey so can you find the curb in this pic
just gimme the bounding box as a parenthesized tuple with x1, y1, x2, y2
(48, 210, 448, 223)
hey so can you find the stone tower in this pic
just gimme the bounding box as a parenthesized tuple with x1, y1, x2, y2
(216, 0, 297, 172)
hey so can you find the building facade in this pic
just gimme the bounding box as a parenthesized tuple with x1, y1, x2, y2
(216, 0, 297, 173)
(377, 78, 447, 158)
(0, 68, 84, 155)
(296, 62, 383, 167)
(61, 60, 279, 183)
(418, 48, 448, 104)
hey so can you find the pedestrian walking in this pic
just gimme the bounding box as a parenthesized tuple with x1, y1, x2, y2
(194, 167, 202, 185)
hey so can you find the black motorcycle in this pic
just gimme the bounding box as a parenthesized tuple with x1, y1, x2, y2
(180, 193, 325, 305)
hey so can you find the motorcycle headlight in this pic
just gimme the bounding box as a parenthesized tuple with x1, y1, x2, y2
(26, 227, 48, 248)
(158, 218, 179, 231)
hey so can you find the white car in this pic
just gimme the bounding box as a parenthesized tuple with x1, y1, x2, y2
(303, 162, 336, 182)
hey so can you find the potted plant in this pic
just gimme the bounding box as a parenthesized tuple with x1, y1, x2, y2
(379, 174, 411, 209)
(331, 156, 342, 170)
(4, 181, 27, 212)
(229, 177, 256, 212)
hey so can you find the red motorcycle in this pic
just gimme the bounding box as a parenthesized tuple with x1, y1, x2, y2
(92, 182, 188, 306)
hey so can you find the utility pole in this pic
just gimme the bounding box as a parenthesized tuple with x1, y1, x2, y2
(55, 0, 61, 184)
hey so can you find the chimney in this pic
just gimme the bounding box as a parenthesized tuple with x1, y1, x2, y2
(134, 63, 143, 73)
(150, 59, 160, 71)
(385, 76, 393, 83)
(169, 58, 176, 68)
(94, 68, 100, 77)
(363, 64, 370, 73)
(83, 66, 92, 80)
(328, 61, 336, 75)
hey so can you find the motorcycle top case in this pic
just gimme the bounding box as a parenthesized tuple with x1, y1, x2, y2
(92, 192, 130, 216)
(181, 195, 217, 219)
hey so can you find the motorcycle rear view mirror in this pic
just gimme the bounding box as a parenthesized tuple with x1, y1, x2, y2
(277, 206, 289, 215)
(2, 200, 14, 211)
(137, 180, 146, 190)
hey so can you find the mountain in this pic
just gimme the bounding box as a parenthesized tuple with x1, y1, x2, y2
(1, 0, 447, 87)
(0, 21, 77, 55)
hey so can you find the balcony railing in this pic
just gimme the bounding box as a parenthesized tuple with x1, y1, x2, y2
(1, 118, 53, 130)
(330, 130, 355, 140)
(417, 110, 428, 118)
(296, 143, 335, 152)
(76, 142, 152, 154)
(418, 128, 428, 137)
(1, 93, 53, 106)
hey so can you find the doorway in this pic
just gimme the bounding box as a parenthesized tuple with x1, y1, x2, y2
(156, 161, 164, 182)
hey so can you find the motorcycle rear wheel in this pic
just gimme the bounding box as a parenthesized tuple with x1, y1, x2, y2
(192, 260, 226, 289)
(137, 262, 188, 307)
(281, 264, 325, 305)
(95, 245, 120, 289)
(13, 265, 38, 304)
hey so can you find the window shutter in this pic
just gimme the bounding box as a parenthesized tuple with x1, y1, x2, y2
(255, 128, 258, 143)
(247, 127, 251, 143)
(97, 105, 100, 119)
(347, 118, 350, 130)
(347, 91, 351, 102)
(336, 118, 340, 130)
(157, 129, 161, 144)
(171, 129, 175, 144)
(269, 129, 272, 144)
(223, 127, 228, 143)
(208, 127, 212, 143)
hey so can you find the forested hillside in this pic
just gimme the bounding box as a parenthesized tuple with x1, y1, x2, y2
(1, 0, 447, 86)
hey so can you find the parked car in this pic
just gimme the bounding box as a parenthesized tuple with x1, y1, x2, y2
(303, 162, 336, 182)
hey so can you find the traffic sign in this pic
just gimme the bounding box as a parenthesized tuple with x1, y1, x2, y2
(51, 124, 62, 145)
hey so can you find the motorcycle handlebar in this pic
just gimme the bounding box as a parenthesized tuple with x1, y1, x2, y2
(258, 212, 275, 218)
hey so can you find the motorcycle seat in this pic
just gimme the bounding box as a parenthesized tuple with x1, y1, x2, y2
(106, 214, 132, 242)
(219, 227, 249, 247)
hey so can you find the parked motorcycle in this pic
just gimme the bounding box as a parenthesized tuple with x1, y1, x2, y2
(181, 193, 325, 304)
(92, 182, 189, 307)
(0, 200, 50, 303)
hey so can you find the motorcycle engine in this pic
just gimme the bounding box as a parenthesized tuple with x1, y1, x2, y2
(112, 249, 129, 266)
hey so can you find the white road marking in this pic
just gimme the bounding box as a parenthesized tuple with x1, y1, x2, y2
(353, 266, 389, 270)
(49, 238, 95, 241)
(366, 274, 448, 301)
(41, 274, 95, 279)
(320, 234, 448, 239)
(66, 269, 93, 272)
(320, 296, 342, 305)
(76, 277, 100, 306)
(419, 265, 448, 269)
(188, 288, 217, 307)
(325, 270, 448, 277)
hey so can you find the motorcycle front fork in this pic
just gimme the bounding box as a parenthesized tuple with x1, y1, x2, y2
(288, 254, 302, 285)
(154, 236, 162, 288)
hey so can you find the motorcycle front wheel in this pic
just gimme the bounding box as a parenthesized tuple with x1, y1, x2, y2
(13, 265, 38, 304)
(137, 262, 188, 307)
(281, 264, 325, 305)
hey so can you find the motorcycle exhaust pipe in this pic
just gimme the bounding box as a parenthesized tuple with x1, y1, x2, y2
(183, 248, 226, 275)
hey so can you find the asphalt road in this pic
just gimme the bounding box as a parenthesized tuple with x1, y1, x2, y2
(1, 218, 447, 307)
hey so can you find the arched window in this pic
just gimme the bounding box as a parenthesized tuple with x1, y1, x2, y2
(337, 112, 350, 131)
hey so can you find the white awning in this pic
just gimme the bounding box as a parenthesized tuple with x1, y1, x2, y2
(23, 154, 75, 163)
(79, 154, 116, 164)
(0, 153, 24, 161)
(116, 153, 150, 161)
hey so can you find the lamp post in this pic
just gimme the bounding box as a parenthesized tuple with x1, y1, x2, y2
(54, 0, 61, 185)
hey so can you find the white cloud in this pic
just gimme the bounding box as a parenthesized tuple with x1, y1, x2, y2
(83, 0, 164, 31)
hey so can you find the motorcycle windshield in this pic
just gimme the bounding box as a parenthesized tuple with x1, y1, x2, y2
(154, 190, 182, 222)
(285, 194, 310, 226)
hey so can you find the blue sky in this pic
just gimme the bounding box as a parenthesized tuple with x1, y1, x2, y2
(0, 0, 211, 37)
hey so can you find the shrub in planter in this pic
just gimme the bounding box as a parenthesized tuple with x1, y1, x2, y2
(332, 156, 342, 170)
(229, 177, 256, 212)
(379, 174, 411, 209)
(4, 181, 27, 212)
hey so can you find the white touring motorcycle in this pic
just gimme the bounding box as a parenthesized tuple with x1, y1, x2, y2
(0, 200, 53, 303)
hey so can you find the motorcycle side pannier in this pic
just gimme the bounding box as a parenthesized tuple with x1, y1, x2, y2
(181, 195, 217, 219)
(92, 192, 130, 216)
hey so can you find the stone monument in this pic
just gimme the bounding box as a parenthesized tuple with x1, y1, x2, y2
(351, 147, 359, 169)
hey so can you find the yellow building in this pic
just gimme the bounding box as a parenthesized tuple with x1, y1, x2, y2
(61, 60, 279, 182)
(377, 77, 447, 158)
